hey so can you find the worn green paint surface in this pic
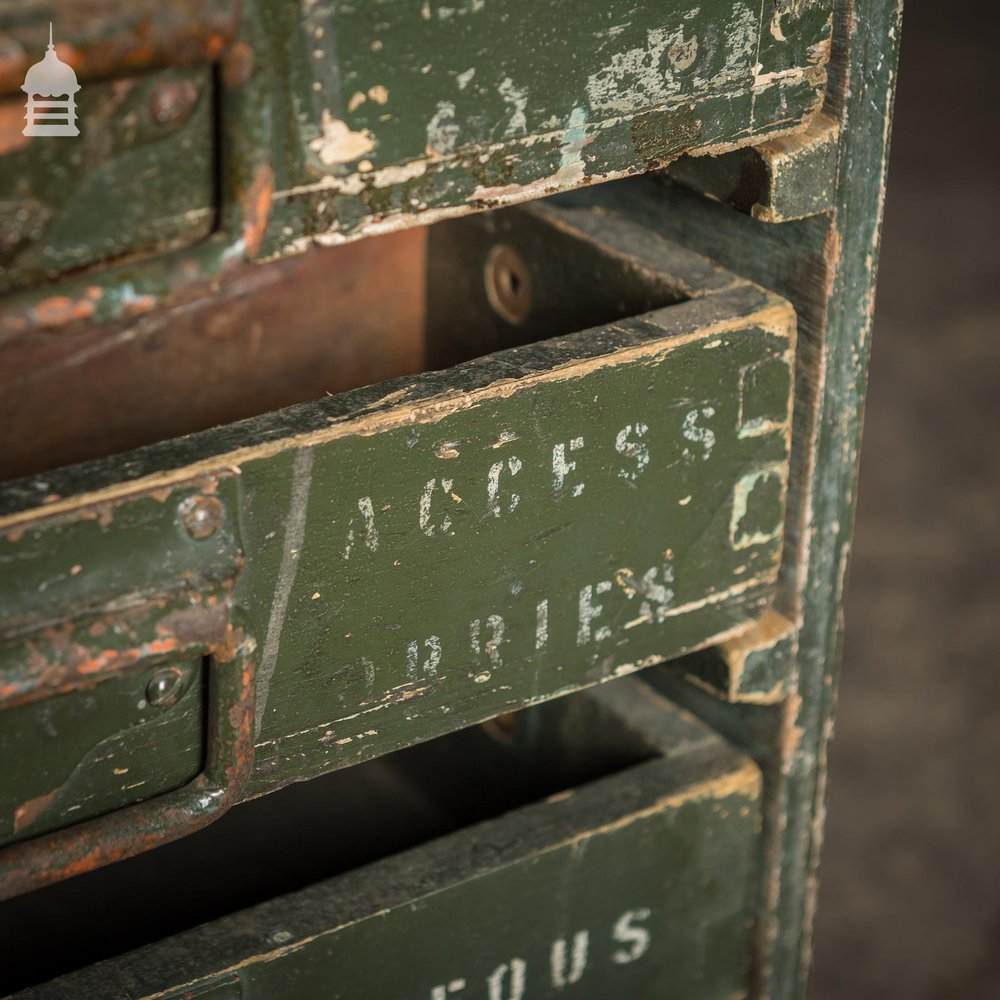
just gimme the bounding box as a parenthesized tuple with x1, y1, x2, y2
(0, 65, 214, 295)
(596, 74, 898, 985)
(12, 677, 761, 1000)
(0, 481, 242, 638)
(679, 609, 795, 703)
(621, 1, 902, 994)
(666, 112, 840, 223)
(0, 195, 793, 839)
(249, 0, 833, 253)
(243, 309, 791, 790)
(0, 0, 831, 325)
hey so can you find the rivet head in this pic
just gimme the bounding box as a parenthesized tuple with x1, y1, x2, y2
(149, 79, 199, 128)
(146, 667, 186, 708)
(484, 244, 532, 325)
(179, 495, 224, 539)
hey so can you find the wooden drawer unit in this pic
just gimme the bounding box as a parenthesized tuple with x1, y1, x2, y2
(1, 675, 762, 999)
(0, 186, 793, 893)
(0, 0, 904, 995)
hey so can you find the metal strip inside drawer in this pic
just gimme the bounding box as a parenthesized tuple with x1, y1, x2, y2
(0, 187, 794, 891)
(2, 675, 762, 999)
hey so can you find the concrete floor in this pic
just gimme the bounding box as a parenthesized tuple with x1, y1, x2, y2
(810, 13, 1000, 1000)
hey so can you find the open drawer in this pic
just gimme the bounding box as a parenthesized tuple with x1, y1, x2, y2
(0, 1, 832, 313)
(1, 674, 762, 999)
(0, 185, 793, 893)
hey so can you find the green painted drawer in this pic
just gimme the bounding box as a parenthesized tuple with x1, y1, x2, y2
(235, 0, 834, 252)
(2, 675, 762, 999)
(0, 1, 831, 322)
(0, 1, 237, 296)
(0, 64, 216, 295)
(0, 184, 793, 893)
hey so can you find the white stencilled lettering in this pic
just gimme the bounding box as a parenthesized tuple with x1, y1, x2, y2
(487, 959, 527, 1000)
(552, 437, 586, 498)
(406, 635, 442, 680)
(617, 562, 675, 626)
(470, 614, 506, 670)
(535, 599, 549, 651)
(430, 979, 467, 999)
(577, 580, 612, 645)
(425, 906, 652, 997)
(488, 456, 523, 517)
(343, 495, 380, 559)
(681, 407, 716, 461)
(611, 908, 652, 964)
(615, 423, 650, 481)
(420, 478, 457, 536)
(349, 556, 687, 693)
(550, 930, 589, 987)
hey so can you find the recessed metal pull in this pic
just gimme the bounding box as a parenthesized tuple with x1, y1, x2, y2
(0, 644, 255, 901)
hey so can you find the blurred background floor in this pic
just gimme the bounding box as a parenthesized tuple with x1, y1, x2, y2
(810, 8, 1000, 1000)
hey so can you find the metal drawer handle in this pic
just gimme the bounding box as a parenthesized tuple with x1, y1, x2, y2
(0, 649, 255, 901)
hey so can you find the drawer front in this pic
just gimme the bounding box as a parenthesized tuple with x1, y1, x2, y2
(0, 64, 215, 295)
(0, 1, 831, 319)
(0, 189, 792, 890)
(6, 677, 762, 999)
(0, 3, 236, 296)
(247, 0, 834, 250)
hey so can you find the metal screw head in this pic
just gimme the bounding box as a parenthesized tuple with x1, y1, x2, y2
(149, 79, 199, 128)
(179, 495, 224, 540)
(484, 244, 532, 325)
(146, 667, 186, 708)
